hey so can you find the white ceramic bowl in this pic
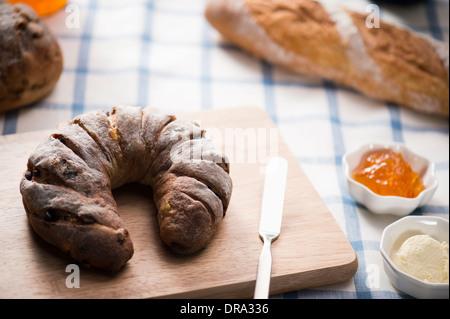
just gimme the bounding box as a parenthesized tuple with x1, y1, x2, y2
(380, 216, 449, 299)
(342, 143, 438, 216)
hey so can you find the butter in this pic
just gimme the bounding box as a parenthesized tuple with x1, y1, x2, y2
(392, 235, 449, 283)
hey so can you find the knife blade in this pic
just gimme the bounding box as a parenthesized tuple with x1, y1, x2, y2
(254, 157, 288, 299)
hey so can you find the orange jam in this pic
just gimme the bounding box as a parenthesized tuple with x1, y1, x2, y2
(352, 150, 425, 198)
(7, 0, 66, 16)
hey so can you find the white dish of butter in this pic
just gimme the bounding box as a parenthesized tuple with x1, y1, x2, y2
(380, 216, 449, 299)
(392, 235, 449, 284)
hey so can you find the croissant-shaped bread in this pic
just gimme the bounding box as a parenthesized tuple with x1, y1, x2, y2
(20, 106, 232, 272)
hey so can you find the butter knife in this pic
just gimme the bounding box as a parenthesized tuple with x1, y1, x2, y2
(254, 157, 288, 299)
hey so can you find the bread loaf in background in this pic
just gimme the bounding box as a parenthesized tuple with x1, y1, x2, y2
(0, 1, 63, 113)
(205, 0, 449, 117)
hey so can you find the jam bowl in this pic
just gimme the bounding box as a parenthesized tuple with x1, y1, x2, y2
(342, 143, 438, 216)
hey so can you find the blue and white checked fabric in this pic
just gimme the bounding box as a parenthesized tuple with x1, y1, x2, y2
(0, 0, 448, 299)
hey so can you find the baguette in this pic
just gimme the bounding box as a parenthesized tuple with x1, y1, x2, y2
(205, 0, 449, 116)
(20, 106, 232, 271)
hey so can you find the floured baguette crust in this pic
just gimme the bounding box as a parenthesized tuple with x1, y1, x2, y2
(205, 0, 449, 116)
(20, 106, 232, 272)
(0, 1, 63, 112)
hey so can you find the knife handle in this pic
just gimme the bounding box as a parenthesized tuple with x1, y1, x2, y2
(254, 238, 273, 299)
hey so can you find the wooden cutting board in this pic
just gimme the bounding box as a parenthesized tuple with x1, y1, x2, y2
(0, 106, 357, 299)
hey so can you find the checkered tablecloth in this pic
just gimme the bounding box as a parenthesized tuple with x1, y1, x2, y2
(0, 0, 448, 299)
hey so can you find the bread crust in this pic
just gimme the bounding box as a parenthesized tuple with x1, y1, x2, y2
(205, 0, 449, 116)
(0, 2, 63, 112)
(20, 106, 232, 271)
